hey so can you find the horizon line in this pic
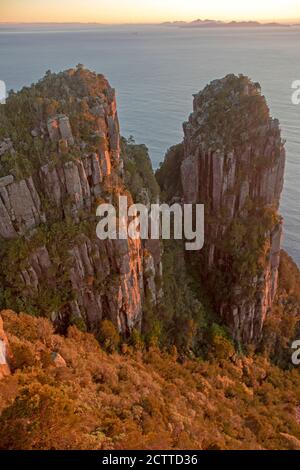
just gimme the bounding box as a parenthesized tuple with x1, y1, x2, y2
(0, 19, 300, 26)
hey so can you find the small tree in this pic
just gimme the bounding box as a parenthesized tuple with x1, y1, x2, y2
(98, 319, 120, 352)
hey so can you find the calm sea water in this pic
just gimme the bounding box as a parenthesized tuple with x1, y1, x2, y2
(0, 24, 299, 265)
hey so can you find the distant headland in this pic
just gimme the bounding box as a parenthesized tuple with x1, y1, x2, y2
(161, 19, 294, 28)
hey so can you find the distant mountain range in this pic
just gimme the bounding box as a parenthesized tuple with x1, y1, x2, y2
(162, 19, 293, 28)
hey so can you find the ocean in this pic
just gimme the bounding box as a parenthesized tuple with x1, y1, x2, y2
(0, 24, 299, 265)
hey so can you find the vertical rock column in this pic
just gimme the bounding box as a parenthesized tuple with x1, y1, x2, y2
(181, 74, 286, 343)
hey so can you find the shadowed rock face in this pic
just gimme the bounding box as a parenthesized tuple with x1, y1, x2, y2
(0, 68, 161, 335)
(181, 74, 286, 343)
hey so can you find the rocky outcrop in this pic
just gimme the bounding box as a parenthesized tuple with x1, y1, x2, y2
(0, 67, 161, 336)
(0, 138, 14, 157)
(0, 315, 11, 380)
(0, 176, 45, 237)
(47, 115, 74, 146)
(180, 74, 286, 343)
(50, 352, 66, 368)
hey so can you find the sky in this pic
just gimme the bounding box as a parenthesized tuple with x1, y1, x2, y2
(1, 0, 300, 24)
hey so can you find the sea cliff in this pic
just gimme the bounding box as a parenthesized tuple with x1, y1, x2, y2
(0, 66, 161, 335)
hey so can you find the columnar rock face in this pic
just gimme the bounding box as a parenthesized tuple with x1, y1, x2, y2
(0, 67, 161, 335)
(181, 74, 286, 343)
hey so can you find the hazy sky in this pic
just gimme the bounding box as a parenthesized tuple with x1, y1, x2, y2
(1, 0, 300, 23)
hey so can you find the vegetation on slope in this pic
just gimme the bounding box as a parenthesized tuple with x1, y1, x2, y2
(192, 74, 271, 152)
(122, 136, 160, 204)
(1, 309, 300, 450)
(261, 251, 300, 367)
(0, 65, 112, 178)
(155, 143, 184, 201)
(0, 218, 96, 319)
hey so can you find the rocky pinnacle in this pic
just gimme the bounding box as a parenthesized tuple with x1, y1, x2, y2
(181, 74, 285, 343)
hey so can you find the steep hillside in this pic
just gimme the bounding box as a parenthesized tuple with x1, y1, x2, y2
(1, 309, 300, 450)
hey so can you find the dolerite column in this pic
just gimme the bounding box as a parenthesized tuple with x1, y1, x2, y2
(181, 74, 285, 344)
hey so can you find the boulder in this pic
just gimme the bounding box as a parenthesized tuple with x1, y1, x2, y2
(51, 352, 66, 368)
